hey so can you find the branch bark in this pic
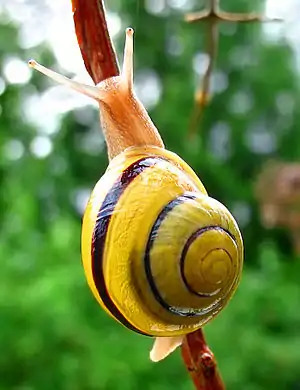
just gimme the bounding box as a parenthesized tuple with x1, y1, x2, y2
(71, 0, 119, 84)
(181, 329, 225, 390)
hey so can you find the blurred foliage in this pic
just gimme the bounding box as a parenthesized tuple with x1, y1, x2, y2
(1, 0, 300, 389)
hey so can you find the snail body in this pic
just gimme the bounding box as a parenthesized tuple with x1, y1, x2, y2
(29, 28, 243, 361)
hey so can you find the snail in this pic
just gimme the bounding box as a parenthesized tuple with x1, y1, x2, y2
(28, 28, 243, 362)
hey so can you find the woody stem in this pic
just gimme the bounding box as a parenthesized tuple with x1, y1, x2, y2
(181, 329, 225, 390)
(185, 0, 283, 23)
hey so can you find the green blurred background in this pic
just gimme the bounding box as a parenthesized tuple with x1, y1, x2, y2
(1, 0, 300, 389)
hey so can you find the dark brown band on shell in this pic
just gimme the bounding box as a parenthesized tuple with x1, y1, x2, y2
(91, 155, 170, 335)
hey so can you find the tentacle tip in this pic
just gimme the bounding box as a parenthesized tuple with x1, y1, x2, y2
(28, 59, 37, 68)
(126, 27, 134, 36)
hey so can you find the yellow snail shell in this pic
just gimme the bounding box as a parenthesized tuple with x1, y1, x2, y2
(82, 145, 243, 338)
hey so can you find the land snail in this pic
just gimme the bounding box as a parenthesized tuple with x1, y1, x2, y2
(29, 28, 244, 362)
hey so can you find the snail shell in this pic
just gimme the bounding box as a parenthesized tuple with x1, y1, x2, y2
(82, 145, 243, 337)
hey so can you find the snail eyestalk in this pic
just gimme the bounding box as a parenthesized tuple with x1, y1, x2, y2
(27, 27, 135, 101)
(122, 28, 134, 90)
(28, 59, 104, 101)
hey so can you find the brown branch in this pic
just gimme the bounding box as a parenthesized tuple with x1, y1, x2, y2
(216, 12, 283, 23)
(71, 0, 119, 84)
(181, 329, 225, 390)
(185, 0, 284, 23)
(185, 0, 283, 137)
(185, 10, 283, 23)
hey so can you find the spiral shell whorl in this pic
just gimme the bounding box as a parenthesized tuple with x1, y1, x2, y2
(182, 226, 237, 299)
(143, 192, 242, 323)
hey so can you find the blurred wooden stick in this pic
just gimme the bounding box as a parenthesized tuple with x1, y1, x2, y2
(70, 1, 224, 389)
(185, 0, 283, 138)
(181, 329, 225, 390)
(188, 19, 217, 138)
